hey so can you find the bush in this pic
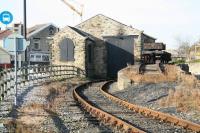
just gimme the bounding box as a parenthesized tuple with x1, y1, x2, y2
(172, 60, 186, 64)
(0, 67, 3, 72)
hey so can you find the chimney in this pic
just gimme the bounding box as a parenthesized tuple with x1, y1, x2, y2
(13, 23, 24, 35)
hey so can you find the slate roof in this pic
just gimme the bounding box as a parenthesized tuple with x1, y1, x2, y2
(27, 24, 46, 35)
(27, 23, 57, 38)
(69, 26, 95, 41)
(0, 30, 12, 40)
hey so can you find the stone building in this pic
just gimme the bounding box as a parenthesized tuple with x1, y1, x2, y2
(51, 14, 157, 78)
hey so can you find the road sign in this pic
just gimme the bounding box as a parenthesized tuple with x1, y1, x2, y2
(0, 11, 13, 25)
(4, 34, 27, 55)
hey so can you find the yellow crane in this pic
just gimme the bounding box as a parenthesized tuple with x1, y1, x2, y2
(61, 0, 84, 18)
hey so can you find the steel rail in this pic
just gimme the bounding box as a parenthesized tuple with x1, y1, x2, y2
(73, 82, 146, 133)
(101, 81, 200, 132)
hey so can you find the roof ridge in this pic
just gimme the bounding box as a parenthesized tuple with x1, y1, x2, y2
(27, 23, 57, 38)
(76, 14, 156, 40)
(76, 14, 141, 32)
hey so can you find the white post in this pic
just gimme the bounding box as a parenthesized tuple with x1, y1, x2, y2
(14, 35, 18, 106)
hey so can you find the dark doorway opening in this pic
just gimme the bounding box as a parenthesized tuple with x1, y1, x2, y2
(104, 36, 135, 78)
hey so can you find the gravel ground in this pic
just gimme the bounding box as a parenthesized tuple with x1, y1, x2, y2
(109, 82, 200, 125)
(0, 79, 111, 133)
(80, 82, 192, 133)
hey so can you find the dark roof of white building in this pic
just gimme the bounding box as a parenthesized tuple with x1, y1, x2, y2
(27, 23, 57, 38)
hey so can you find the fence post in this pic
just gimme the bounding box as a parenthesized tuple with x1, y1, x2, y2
(1, 79, 4, 102)
(60, 65, 62, 80)
(4, 70, 7, 98)
(0, 72, 3, 102)
(0, 65, 85, 104)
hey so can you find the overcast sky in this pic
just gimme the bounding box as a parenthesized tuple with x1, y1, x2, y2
(1, 0, 200, 49)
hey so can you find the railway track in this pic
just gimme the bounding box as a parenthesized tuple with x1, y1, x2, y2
(58, 82, 113, 132)
(73, 81, 200, 133)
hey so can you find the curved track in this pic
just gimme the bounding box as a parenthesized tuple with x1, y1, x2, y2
(73, 81, 200, 133)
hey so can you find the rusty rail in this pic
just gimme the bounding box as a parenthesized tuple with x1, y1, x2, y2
(101, 81, 200, 132)
(73, 82, 146, 133)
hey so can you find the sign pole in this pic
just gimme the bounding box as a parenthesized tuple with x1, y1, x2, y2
(24, 0, 27, 40)
(14, 34, 18, 106)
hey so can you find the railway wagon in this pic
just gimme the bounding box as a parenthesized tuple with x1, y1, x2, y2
(142, 43, 171, 64)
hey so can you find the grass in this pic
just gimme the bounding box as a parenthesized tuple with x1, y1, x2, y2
(189, 59, 200, 63)
(4, 78, 84, 133)
(124, 65, 178, 83)
(124, 64, 200, 113)
(159, 74, 200, 112)
(171, 60, 186, 64)
(4, 81, 68, 133)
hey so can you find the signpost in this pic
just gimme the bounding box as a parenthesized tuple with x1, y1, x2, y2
(0, 11, 22, 106)
(14, 34, 18, 106)
(0, 11, 13, 26)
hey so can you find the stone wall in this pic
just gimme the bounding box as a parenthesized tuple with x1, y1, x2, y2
(76, 14, 142, 62)
(76, 14, 155, 62)
(51, 26, 86, 73)
(76, 14, 141, 39)
(51, 14, 157, 78)
(51, 26, 107, 78)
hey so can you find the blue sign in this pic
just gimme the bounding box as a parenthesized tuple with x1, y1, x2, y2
(0, 11, 13, 25)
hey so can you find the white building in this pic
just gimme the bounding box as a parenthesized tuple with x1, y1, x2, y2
(0, 47, 12, 68)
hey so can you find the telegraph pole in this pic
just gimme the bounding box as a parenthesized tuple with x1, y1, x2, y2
(23, 0, 28, 68)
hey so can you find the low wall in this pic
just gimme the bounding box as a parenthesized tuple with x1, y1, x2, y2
(117, 65, 187, 90)
(188, 63, 200, 79)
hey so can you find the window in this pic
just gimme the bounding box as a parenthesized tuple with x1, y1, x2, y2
(36, 55, 41, 59)
(49, 27, 55, 36)
(42, 55, 49, 62)
(59, 38, 75, 61)
(30, 55, 34, 58)
(30, 54, 35, 61)
(33, 38, 40, 50)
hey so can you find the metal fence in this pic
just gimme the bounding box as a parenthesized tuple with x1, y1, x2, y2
(0, 65, 85, 103)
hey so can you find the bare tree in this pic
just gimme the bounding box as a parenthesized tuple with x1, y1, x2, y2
(175, 37, 191, 60)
